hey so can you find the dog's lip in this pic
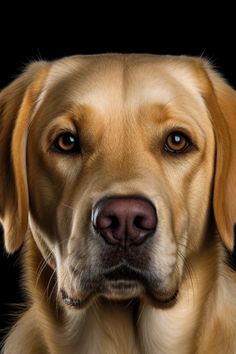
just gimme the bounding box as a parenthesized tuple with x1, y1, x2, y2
(61, 265, 179, 308)
(60, 289, 94, 308)
(61, 289, 82, 307)
(103, 264, 147, 283)
(153, 289, 179, 306)
(61, 288, 179, 309)
(104, 265, 179, 306)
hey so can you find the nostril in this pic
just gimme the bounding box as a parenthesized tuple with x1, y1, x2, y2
(133, 214, 156, 231)
(95, 215, 112, 229)
(110, 215, 120, 229)
(95, 214, 120, 230)
(133, 215, 145, 229)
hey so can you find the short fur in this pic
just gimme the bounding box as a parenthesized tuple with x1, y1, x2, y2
(1, 54, 236, 353)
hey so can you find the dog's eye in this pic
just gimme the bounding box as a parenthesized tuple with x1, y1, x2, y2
(52, 132, 80, 154)
(164, 132, 192, 154)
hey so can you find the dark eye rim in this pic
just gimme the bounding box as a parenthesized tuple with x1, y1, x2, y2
(164, 131, 194, 154)
(51, 132, 81, 155)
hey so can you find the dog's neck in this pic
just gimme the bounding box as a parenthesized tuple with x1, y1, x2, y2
(24, 233, 236, 354)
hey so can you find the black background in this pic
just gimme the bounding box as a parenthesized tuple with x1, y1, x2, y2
(0, 11, 235, 343)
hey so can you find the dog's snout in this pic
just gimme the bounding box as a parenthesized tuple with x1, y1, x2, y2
(92, 196, 157, 247)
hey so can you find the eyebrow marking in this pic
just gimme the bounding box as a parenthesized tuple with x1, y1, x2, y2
(143, 99, 208, 139)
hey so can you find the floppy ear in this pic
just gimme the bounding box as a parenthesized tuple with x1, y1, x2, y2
(0, 61, 49, 253)
(199, 60, 236, 251)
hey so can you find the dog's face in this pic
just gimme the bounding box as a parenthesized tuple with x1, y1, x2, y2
(1, 55, 236, 310)
(27, 55, 216, 307)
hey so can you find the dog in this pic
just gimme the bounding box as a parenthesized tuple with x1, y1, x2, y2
(0, 54, 236, 354)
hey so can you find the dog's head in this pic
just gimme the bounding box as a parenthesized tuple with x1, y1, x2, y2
(0, 55, 236, 309)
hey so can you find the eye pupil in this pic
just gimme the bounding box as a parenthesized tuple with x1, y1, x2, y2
(63, 134, 75, 146)
(172, 135, 181, 144)
(165, 132, 191, 154)
(53, 132, 80, 154)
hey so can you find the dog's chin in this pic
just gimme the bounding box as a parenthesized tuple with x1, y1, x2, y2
(60, 281, 142, 310)
(60, 280, 178, 310)
(102, 279, 145, 299)
(102, 280, 178, 308)
(60, 265, 178, 309)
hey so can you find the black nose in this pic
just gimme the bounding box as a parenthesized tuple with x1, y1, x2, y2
(92, 196, 157, 248)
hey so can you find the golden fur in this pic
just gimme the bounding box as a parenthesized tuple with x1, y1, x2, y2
(1, 54, 236, 353)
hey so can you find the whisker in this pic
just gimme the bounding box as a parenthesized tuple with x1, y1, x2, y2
(176, 249, 196, 298)
(36, 251, 54, 286)
(44, 268, 57, 300)
(136, 301, 145, 325)
(48, 277, 58, 304)
(125, 299, 134, 309)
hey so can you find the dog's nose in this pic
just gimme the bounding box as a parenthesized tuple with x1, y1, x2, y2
(92, 197, 157, 247)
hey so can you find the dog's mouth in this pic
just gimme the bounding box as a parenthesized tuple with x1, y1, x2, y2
(104, 265, 145, 282)
(61, 265, 178, 309)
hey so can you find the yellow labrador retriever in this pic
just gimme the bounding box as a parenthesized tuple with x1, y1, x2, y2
(1, 54, 236, 354)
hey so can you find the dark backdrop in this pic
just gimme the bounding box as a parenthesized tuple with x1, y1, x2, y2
(0, 15, 235, 343)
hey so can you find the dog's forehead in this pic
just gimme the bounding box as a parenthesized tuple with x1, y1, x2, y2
(39, 54, 204, 117)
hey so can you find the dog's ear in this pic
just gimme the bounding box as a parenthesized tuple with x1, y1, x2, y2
(0, 62, 49, 253)
(199, 59, 236, 251)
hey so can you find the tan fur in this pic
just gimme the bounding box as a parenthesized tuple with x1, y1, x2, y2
(1, 54, 236, 353)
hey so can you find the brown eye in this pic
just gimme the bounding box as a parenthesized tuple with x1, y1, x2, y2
(165, 132, 191, 153)
(52, 132, 80, 154)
